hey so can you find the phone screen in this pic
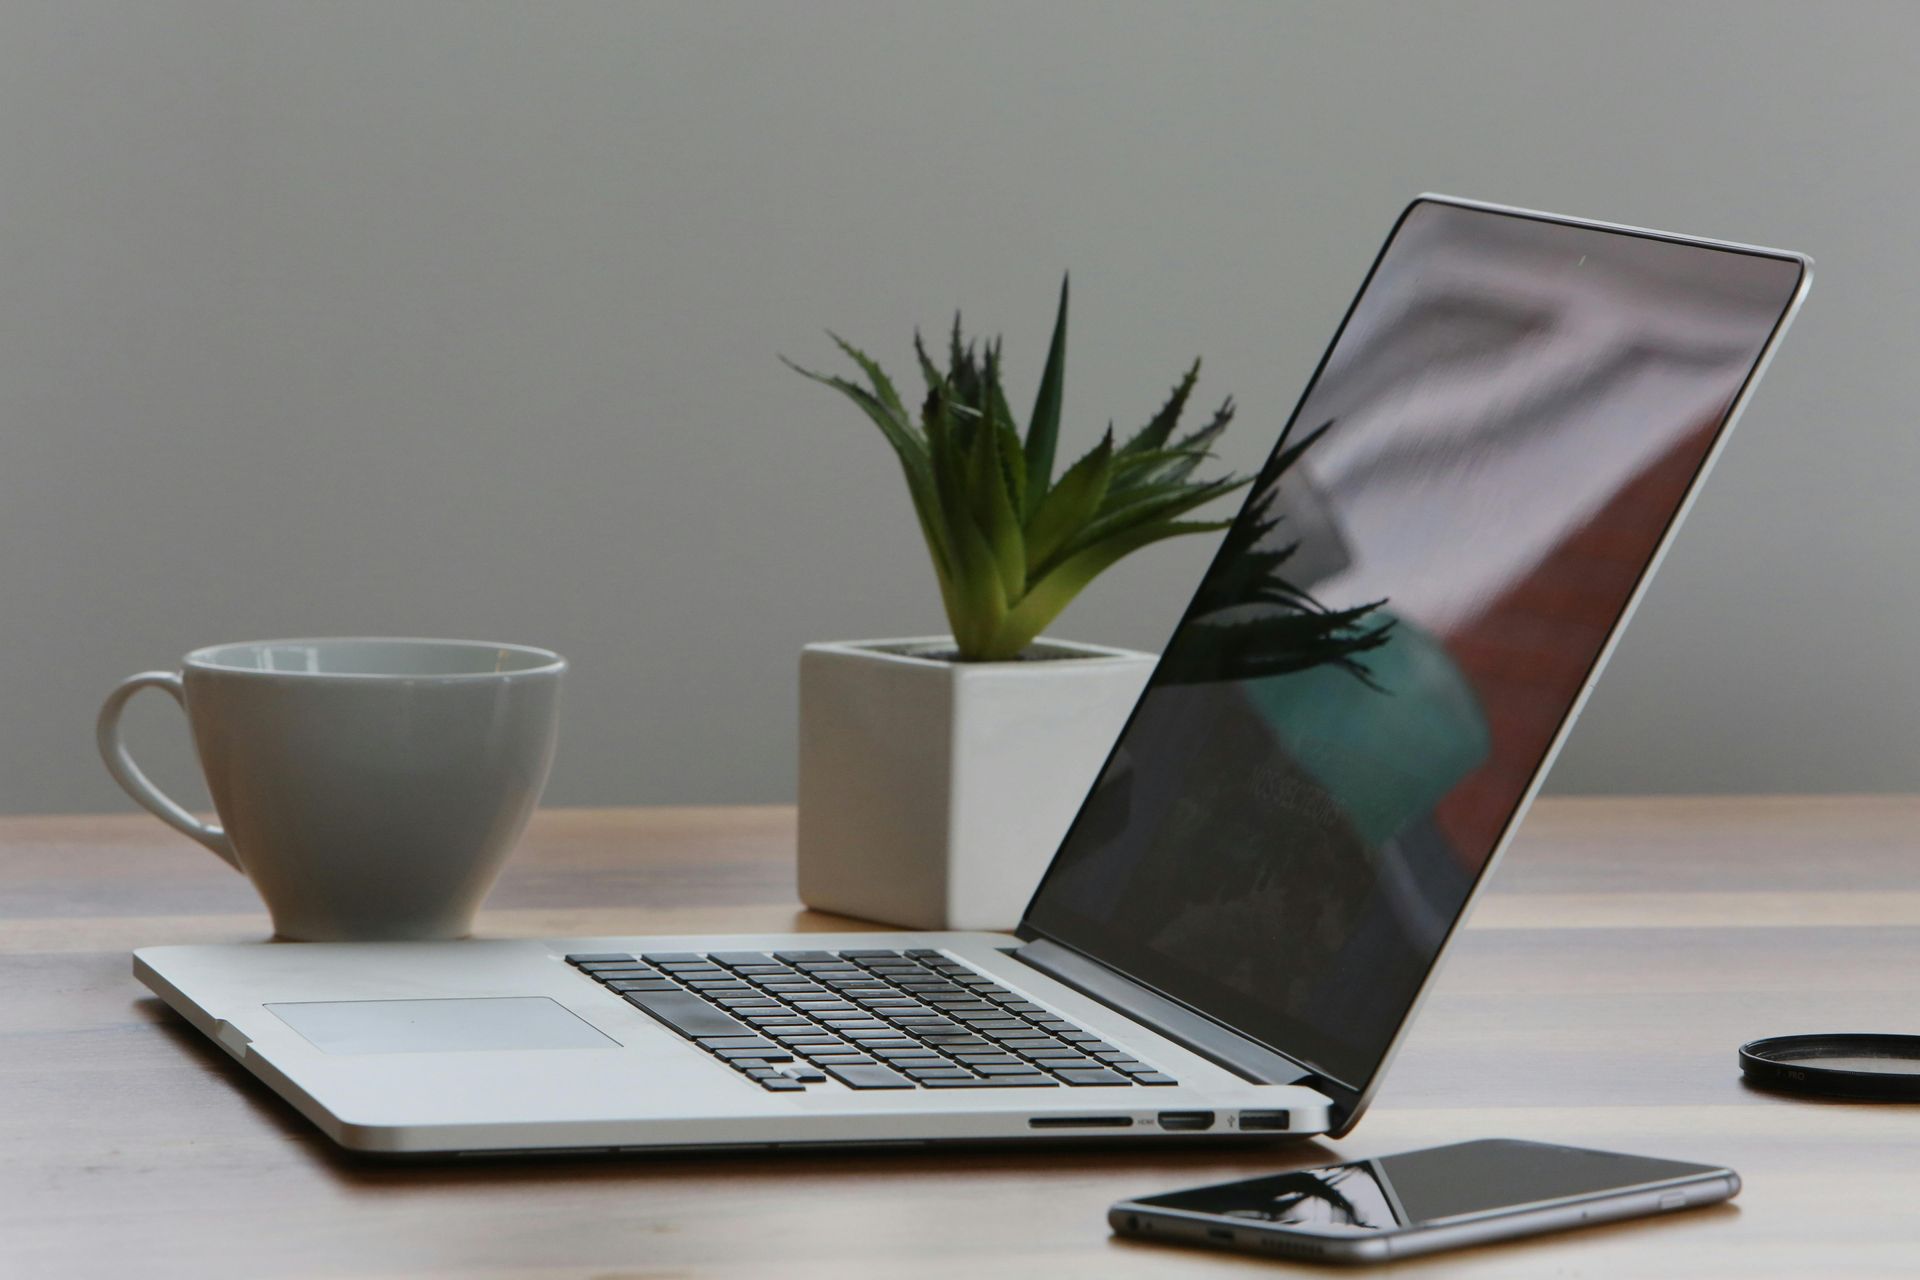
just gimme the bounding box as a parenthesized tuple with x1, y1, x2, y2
(1131, 1140, 1721, 1232)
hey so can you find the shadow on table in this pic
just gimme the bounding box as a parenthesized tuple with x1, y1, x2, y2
(1107, 1200, 1741, 1272)
(134, 996, 1340, 1191)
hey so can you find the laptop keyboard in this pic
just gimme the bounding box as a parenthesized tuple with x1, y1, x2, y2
(565, 948, 1178, 1093)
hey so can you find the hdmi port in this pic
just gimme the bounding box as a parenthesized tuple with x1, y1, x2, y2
(1157, 1110, 1215, 1131)
(1029, 1116, 1134, 1129)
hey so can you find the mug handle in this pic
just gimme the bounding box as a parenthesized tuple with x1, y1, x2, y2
(96, 671, 241, 871)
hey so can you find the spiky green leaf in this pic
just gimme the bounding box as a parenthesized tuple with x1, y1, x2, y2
(827, 332, 907, 423)
(1108, 445, 1214, 496)
(1039, 474, 1248, 578)
(1023, 275, 1069, 512)
(1159, 397, 1235, 483)
(965, 365, 1027, 600)
(1023, 429, 1113, 573)
(1117, 359, 1201, 456)
(913, 329, 945, 394)
(979, 518, 1228, 660)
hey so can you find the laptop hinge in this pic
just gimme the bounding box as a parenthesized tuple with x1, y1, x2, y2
(1011, 938, 1320, 1088)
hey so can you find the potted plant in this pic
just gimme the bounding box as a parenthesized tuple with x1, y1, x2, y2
(784, 278, 1248, 929)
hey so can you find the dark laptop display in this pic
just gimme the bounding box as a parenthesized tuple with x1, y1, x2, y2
(1022, 200, 1806, 1094)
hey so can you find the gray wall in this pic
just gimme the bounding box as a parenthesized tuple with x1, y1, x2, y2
(3, 1, 1912, 816)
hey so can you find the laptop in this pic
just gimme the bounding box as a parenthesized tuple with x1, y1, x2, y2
(135, 197, 1810, 1156)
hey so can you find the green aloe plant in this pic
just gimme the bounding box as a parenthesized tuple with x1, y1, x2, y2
(784, 277, 1249, 661)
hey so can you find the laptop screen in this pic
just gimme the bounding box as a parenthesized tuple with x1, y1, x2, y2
(1021, 199, 1806, 1092)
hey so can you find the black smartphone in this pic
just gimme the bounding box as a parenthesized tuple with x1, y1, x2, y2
(1110, 1139, 1739, 1265)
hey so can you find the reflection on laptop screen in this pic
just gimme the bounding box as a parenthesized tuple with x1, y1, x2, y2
(1022, 199, 1805, 1090)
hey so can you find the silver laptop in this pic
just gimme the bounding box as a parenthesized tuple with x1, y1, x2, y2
(135, 197, 1810, 1156)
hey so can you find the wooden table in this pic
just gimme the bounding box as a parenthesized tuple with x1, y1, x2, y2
(6, 798, 1919, 1278)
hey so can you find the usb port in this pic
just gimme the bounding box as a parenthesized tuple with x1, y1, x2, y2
(1237, 1110, 1291, 1131)
(1156, 1110, 1215, 1131)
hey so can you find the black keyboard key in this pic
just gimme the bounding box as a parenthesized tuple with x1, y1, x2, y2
(565, 953, 634, 965)
(639, 952, 703, 964)
(780, 1040, 846, 1055)
(773, 950, 837, 962)
(698, 1035, 779, 1051)
(1135, 1073, 1178, 1086)
(904, 949, 945, 958)
(603, 979, 678, 993)
(823, 1063, 913, 1089)
(716, 1046, 793, 1063)
(1055, 1068, 1129, 1086)
(921, 1076, 1055, 1088)
(623, 991, 753, 1040)
(808, 1053, 877, 1066)
(975, 1062, 1051, 1076)
(784, 1067, 827, 1083)
(709, 951, 774, 967)
(838, 949, 904, 960)
(760, 1077, 807, 1092)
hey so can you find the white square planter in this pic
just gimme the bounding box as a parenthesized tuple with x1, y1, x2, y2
(797, 636, 1156, 931)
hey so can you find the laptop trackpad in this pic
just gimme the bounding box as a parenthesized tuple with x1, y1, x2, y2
(267, 997, 617, 1054)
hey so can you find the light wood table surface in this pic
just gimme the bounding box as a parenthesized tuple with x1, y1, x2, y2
(5, 797, 1919, 1278)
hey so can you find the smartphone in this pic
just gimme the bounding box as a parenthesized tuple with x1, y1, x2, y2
(1110, 1138, 1739, 1265)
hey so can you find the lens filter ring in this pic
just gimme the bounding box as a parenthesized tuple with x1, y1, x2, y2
(1740, 1033, 1920, 1101)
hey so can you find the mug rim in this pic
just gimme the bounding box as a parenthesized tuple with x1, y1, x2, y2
(183, 636, 568, 681)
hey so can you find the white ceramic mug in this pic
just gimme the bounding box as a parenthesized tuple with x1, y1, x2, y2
(97, 637, 565, 941)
